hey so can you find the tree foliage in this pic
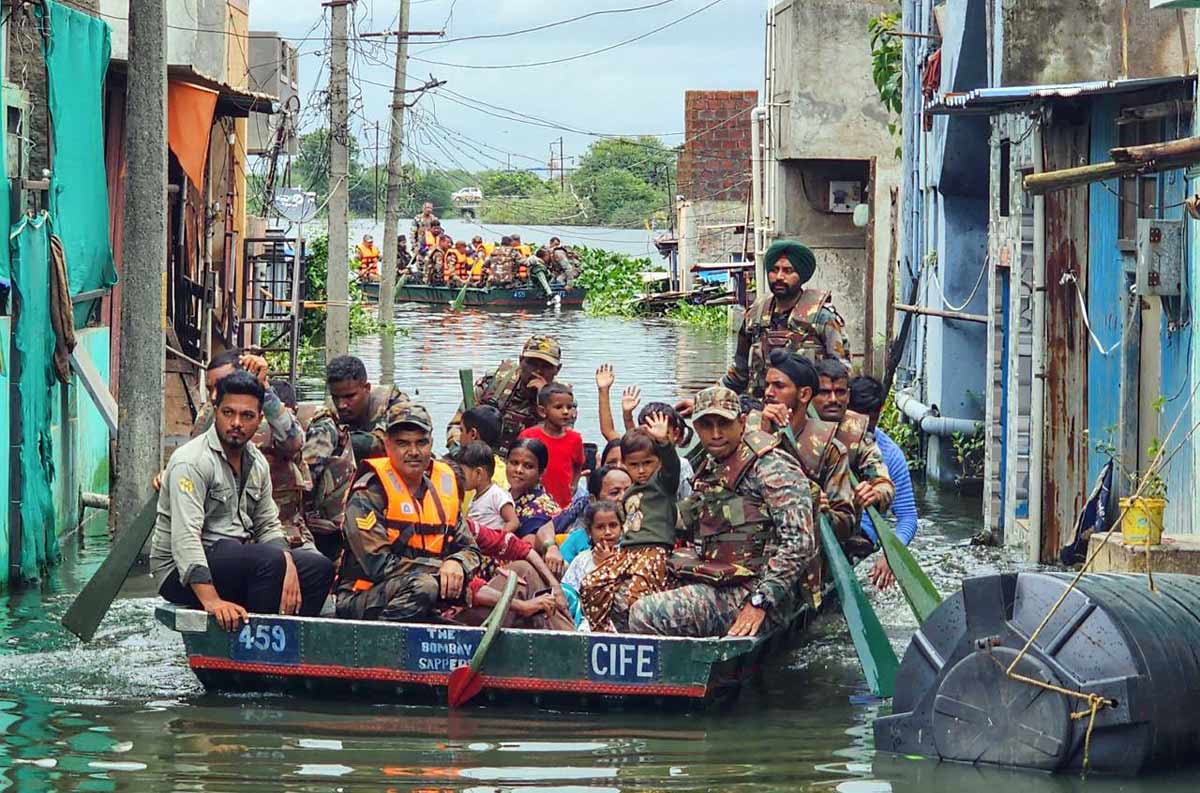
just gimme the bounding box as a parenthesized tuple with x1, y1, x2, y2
(869, 10, 903, 156)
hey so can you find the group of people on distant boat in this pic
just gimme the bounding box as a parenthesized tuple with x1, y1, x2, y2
(150, 240, 920, 639)
(352, 201, 580, 291)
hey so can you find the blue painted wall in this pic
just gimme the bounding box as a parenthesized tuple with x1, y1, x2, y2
(1086, 97, 1123, 483)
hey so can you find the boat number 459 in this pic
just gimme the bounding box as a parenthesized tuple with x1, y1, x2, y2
(237, 623, 288, 652)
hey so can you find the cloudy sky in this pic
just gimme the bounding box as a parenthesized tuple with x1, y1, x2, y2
(248, 0, 765, 173)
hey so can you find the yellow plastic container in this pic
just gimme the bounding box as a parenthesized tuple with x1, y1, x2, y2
(1119, 497, 1165, 546)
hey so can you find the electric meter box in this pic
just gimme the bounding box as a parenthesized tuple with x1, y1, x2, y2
(1136, 219, 1183, 297)
(828, 181, 862, 214)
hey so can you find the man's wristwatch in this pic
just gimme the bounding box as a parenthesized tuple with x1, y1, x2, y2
(748, 592, 766, 609)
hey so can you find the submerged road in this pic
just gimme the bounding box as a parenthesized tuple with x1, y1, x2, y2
(2, 306, 1189, 790)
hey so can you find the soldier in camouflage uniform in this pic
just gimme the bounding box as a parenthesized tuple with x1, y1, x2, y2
(303, 355, 410, 560)
(812, 358, 895, 516)
(186, 351, 311, 548)
(723, 240, 852, 401)
(754, 350, 861, 551)
(446, 335, 562, 455)
(336, 403, 482, 622)
(628, 387, 818, 638)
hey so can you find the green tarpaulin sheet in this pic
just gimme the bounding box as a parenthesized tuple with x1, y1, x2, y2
(41, 0, 115, 321)
(9, 213, 59, 580)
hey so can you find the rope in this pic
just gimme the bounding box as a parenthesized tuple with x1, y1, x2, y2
(929, 255, 988, 312)
(1060, 272, 1133, 357)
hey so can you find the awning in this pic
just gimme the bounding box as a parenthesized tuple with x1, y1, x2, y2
(927, 75, 1195, 115)
(167, 65, 276, 117)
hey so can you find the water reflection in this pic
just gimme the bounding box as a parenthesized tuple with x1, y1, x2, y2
(331, 303, 730, 451)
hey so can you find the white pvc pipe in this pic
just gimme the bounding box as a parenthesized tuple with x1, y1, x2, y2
(1028, 124, 1047, 564)
(750, 105, 768, 297)
(894, 389, 980, 436)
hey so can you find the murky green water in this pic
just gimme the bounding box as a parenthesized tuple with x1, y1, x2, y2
(0, 306, 1193, 790)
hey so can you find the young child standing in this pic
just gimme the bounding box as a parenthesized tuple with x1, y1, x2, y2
(518, 382, 584, 509)
(580, 413, 680, 633)
(462, 441, 519, 534)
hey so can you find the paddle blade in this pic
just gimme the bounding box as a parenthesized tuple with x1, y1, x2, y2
(872, 507, 942, 623)
(449, 283, 469, 311)
(458, 369, 476, 410)
(446, 574, 518, 708)
(819, 517, 899, 698)
(61, 493, 159, 642)
(447, 666, 484, 707)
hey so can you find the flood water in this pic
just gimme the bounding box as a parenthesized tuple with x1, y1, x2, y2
(2, 306, 1195, 791)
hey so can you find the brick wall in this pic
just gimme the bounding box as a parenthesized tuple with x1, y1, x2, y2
(676, 90, 757, 203)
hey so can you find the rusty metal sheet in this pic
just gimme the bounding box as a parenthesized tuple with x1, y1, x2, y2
(1040, 121, 1090, 563)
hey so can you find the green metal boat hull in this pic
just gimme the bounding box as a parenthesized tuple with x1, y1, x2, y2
(155, 593, 826, 708)
(359, 281, 585, 309)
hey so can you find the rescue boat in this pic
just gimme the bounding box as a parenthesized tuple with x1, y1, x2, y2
(358, 280, 586, 309)
(154, 588, 828, 708)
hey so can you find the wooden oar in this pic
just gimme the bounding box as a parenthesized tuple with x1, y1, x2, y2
(817, 511, 898, 698)
(459, 368, 475, 410)
(61, 493, 159, 642)
(448, 281, 470, 311)
(447, 571, 518, 707)
(849, 467, 942, 623)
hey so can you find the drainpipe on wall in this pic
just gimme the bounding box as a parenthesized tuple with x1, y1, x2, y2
(895, 389, 981, 436)
(750, 105, 769, 297)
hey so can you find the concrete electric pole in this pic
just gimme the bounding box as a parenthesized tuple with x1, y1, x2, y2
(378, 0, 412, 329)
(325, 0, 353, 360)
(113, 0, 167, 536)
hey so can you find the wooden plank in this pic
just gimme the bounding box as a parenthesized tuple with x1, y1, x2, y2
(69, 347, 117, 436)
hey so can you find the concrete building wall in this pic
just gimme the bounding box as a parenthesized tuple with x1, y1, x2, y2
(103, 0, 232, 79)
(999, 0, 1193, 86)
(768, 0, 902, 372)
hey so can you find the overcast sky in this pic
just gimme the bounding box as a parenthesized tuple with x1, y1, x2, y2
(248, 0, 765, 173)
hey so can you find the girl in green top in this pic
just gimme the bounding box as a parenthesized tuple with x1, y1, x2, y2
(580, 413, 681, 632)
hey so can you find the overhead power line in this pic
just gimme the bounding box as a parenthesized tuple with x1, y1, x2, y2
(408, 0, 726, 70)
(400, 0, 678, 46)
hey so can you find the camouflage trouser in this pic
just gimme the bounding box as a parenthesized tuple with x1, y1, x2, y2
(628, 583, 786, 638)
(335, 569, 450, 622)
(276, 491, 315, 549)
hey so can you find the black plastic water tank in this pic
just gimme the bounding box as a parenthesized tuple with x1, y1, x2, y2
(874, 572, 1200, 775)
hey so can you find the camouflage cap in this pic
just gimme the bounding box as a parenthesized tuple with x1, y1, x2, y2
(521, 335, 562, 366)
(692, 386, 742, 420)
(385, 402, 433, 434)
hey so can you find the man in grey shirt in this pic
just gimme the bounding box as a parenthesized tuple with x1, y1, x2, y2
(151, 371, 334, 630)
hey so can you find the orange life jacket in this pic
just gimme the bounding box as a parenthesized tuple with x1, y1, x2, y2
(356, 242, 380, 265)
(516, 258, 529, 281)
(349, 458, 461, 593)
(443, 250, 459, 281)
(455, 252, 471, 280)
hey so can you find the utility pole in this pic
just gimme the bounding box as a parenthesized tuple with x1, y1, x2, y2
(325, 0, 353, 360)
(557, 137, 565, 191)
(373, 121, 380, 224)
(378, 0, 411, 330)
(113, 0, 167, 537)
(375, 3, 445, 327)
